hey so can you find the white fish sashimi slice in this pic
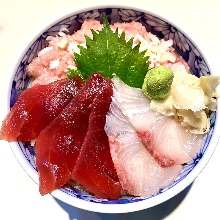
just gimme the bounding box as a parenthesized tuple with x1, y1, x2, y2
(105, 98, 182, 197)
(148, 116, 203, 166)
(112, 76, 204, 167)
(112, 76, 159, 132)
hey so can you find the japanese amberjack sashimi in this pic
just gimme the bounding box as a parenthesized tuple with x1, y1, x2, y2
(71, 79, 121, 199)
(112, 76, 204, 167)
(0, 77, 83, 142)
(105, 98, 182, 197)
(36, 73, 113, 195)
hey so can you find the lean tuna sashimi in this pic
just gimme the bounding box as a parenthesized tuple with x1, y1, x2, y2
(105, 98, 182, 197)
(0, 77, 83, 142)
(36, 73, 113, 195)
(0, 85, 46, 141)
(112, 76, 204, 167)
(71, 80, 121, 199)
(18, 76, 84, 141)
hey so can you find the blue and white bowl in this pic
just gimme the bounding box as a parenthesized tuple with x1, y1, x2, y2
(5, 2, 220, 213)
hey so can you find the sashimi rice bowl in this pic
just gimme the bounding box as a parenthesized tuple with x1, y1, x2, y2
(1, 3, 220, 213)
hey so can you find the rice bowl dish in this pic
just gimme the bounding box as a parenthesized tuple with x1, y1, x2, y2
(1, 3, 220, 213)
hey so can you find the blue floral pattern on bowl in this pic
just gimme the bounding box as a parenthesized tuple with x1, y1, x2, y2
(10, 8, 214, 205)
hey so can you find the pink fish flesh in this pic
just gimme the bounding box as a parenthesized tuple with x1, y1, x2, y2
(105, 98, 182, 197)
(111, 76, 204, 167)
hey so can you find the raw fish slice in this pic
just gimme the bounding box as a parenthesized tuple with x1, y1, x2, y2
(36, 97, 89, 195)
(105, 98, 182, 197)
(0, 77, 83, 141)
(36, 73, 110, 195)
(112, 76, 158, 131)
(17, 76, 84, 141)
(141, 116, 203, 166)
(72, 82, 122, 199)
(112, 76, 204, 167)
(36, 128, 72, 195)
(0, 84, 49, 141)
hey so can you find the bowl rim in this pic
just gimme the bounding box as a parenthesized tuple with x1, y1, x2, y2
(3, 1, 220, 213)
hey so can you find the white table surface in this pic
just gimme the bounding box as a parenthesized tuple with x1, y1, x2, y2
(1, 0, 220, 219)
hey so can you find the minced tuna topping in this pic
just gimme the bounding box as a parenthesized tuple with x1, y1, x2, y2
(27, 20, 188, 86)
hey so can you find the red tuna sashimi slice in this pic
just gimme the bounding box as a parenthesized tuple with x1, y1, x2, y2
(71, 79, 121, 199)
(18, 77, 84, 141)
(0, 84, 49, 141)
(0, 77, 83, 142)
(36, 73, 110, 195)
(112, 76, 204, 167)
(105, 98, 182, 197)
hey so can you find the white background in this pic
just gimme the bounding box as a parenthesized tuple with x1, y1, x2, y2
(0, 0, 220, 219)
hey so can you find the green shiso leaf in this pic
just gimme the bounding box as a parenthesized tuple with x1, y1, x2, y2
(67, 13, 149, 88)
(66, 68, 86, 81)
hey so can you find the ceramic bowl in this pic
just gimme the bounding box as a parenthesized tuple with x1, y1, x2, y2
(4, 2, 220, 213)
